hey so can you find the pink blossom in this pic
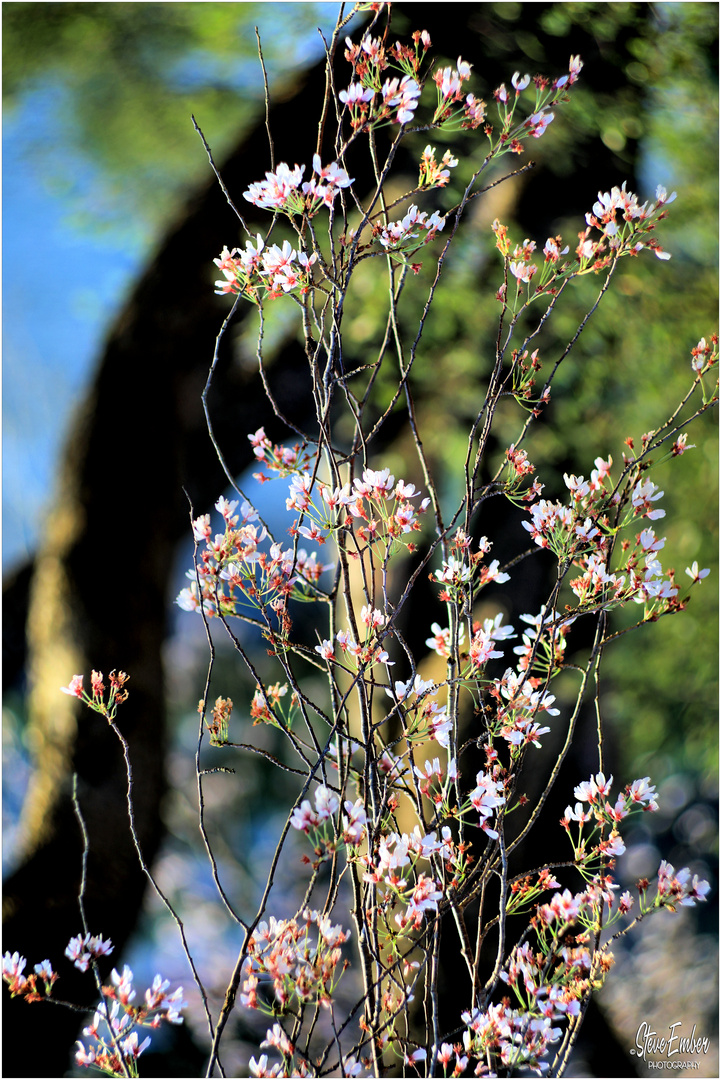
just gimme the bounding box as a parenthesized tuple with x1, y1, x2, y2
(563, 472, 590, 499)
(339, 82, 375, 107)
(425, 621, 461, 658)
(408, 874, 443, 920)
(655, 184, 677, 205)
(75, 1042, 97, 1067)
(657, 861, 711, 906)
(435, 66, 462, 100)
(360, 604, 385, 629)
(260, 1023, 294, 1056)
(632, 478, 666, 520)
(428, 710, 452, 748)
(290, 801, 316, 834)
(3, 951, 27, 992)
(469, 771, 505, 836)
(563, 802, 592, 824)
(377, 205, 445, 250)
(395, 479, 419, 499)
(574, 772, 613, 804)
(215, 496, 238, 524)
(287, 471, 314, 512)
(384, 74, 421, 123)
(297, 522, 326, 544)
(510, 259, 537, 283)
(314, 786, 339, 821)
(469, 628, 504, 668)
(315, 639, 335, 661)
(618, 891, 635, 914)
(311, 155, 352, 189)
(543, 236, 569, 261)
(120, 1032, 151, 1059)
(568, 54, 584, 83)
(598, 831, 626, 857)
(342, 799, 367, 844)
(355, 466, 395, 497)
(464, 93, 486, 125)
(526, 110, 554, 138)
(295, 549, 333, 583)
(437, 1044, 454, 1067)
(626, 776, 659, 811)
(394, 503, 417, 532)
(248, 427, 271, 453)
(243, 162, 305, 211)
(249, 1054, 281, 1077)
(545, 888, 582, 924)
(65, 933, 114, 973)
(110, 964, 136, 1006)
(61, 674, 84, 698)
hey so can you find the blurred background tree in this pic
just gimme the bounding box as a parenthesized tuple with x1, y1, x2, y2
(3, 3, 717, 1076)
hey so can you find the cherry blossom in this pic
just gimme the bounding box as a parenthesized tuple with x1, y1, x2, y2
(376, 204, 446, 252)
(65, 933, 114, 973)
(469, 771, 505, 837)
(60, 674, 84, 698)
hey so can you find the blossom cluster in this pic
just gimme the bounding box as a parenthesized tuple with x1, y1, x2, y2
(418, 144, 458, 189)
(176, 494, 332, 633)
(250, 681, 299, 728)
(495, 183, 679, 306)
(340, 31, 425, 129)
(289, 785, 368, 863)
(283, 462, 430, 556)
(174, 410, 709, 1073)
(240, 910, 351, 1014)
(213, 237, 317, 302)
(512, 606, 574, 677)
(339, 28, 583, 147)
(3, 944, 185, 1078)
(249, 1038, 363, 1079)
(431, 56, 475, 124)
(562, 771, 658, 876)
(486, 666, 560, 757)
(3, 951, 58, 1003)
(248, 427, 312, 479)
(75, 965, 186, 1076)
(484, 54, 583, 155)
(433, 529, 510, 603)
(386, 674, 453, 748)
(561, 772, 709, 913)
(428, 871, 593, 1072)
(66, 932, 115, 973)
(361, 829, 446, 933)
(374, 203, 446, 254)
(242, 154, 353, 217)
(204, 694, 233, 745)
(60, 669, 129, 722)
(690, 333, 718, 376)
(513, 452, 709, 620)
(445, 770, 710, 1076)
